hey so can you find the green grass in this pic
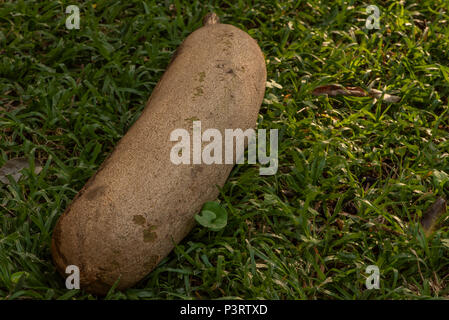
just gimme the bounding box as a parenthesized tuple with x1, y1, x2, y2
(1, 0, 449, 300)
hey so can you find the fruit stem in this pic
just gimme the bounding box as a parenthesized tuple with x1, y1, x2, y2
(203, 12, 220, 26)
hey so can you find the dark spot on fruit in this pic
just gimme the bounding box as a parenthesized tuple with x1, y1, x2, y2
(143, 226, 158, 243)
(193, 86, 204, 97)
(133, 215, 146, 226)
(85, 185, 106, 201)
(185, 116, 199, 122)
(198, 71, 206, 82)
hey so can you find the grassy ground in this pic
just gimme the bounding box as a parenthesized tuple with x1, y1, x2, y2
(1, 0, 449, 300)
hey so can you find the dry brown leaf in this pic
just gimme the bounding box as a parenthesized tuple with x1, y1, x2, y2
(368, 89, 401, 103)
(421, 198, 447, 235)
(312, 84, 367, 97)
(312, 84, 401, 103)
(0, 157, 43, 184)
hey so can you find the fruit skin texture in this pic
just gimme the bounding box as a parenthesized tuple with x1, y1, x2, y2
(51, 21, 267, 295)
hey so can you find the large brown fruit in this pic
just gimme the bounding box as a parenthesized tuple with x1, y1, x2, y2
(51, 14, 266, 294)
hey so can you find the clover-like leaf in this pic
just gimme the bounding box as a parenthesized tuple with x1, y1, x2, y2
(195, 201, 227, 231)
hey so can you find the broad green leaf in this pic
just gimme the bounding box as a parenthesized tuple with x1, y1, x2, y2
(11, 271, 28, 284)
(195, 202, 227, 231)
